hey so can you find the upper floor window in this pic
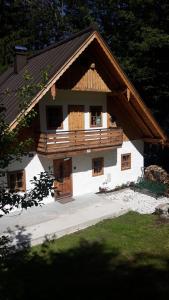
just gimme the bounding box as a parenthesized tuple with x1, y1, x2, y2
(121, 153, 131, 170)
(7, 170, 26, 192)
(46, 106, 63, 130)
(90, 106, 102, 127)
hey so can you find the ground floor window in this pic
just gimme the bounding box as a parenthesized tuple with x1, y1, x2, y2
(121, 153, 131, 170)
(92, 157, 104, 176)
(7, 170, 26, 192)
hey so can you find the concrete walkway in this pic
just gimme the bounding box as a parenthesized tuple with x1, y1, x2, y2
(0, 191, 129, 246)
(0, 188, 168, 247)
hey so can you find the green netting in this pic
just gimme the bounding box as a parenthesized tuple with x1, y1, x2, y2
(135, 179, 168, 197)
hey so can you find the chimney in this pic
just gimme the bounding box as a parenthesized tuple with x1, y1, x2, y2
(14, 46, 28, 73)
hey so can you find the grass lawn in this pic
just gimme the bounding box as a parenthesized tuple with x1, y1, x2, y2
(1, 212, 169, 299)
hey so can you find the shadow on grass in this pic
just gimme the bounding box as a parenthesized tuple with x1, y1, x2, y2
(0, 232, 169, 300)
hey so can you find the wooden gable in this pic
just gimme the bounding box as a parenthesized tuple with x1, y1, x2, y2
(57, 45, 113, 92)
(7, 28, 167, 144)
(72, 65, 111, 92)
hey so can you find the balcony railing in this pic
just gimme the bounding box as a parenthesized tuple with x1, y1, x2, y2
(37, 128, 123, 155)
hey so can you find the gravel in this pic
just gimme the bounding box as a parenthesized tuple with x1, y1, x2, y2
(102, 188, 169, 214)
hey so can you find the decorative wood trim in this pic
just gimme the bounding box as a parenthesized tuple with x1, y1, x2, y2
(51, 84, 57, 100)
(72, 68, 111, 92)
(121, 153, 131, 171)
(92, 157, 104, 176)
(127, 88, 131, 101)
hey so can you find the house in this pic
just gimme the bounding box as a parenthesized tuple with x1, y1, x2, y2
(0, 26, 167, 203)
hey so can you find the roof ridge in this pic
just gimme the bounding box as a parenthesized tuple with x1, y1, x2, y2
(29, 25, 96, 60)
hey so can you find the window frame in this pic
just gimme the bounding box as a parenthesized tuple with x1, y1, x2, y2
(46, 105, 63, 130)
(121, 153, 131, 171)
(92, 157, 104, 177)
(7, 170, 26, 192)
(90, 106, 103, 128)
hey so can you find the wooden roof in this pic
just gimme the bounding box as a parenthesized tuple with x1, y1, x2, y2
(0, 26, 167, 143)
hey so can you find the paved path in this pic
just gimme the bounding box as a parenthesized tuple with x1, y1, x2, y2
(0, 189, 168, 247)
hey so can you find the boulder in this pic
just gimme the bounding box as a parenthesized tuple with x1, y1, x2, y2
(155, 203, 169, 218)
(144, 165, 169, 185)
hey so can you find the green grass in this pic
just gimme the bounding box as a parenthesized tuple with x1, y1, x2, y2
(34, 212, 169, 266)
(2, 212, 169, 299)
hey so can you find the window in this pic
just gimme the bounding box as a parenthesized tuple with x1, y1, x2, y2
(121, 153, 131, 170)
(7, 170, 26, 192)
(90, 106, 102, 127)
(92, 157, 104, 176)
(46, 106, 63, 130)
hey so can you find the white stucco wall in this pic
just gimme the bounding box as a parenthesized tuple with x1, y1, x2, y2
(3, 139, 144, 202)
(39, 90, 107, 131)
(72, 139, 144, 196)
(5, 153, 54, 204)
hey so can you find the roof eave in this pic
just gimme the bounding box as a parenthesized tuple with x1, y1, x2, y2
(9, 31, 97, 130)
(94, 31, 167, 142)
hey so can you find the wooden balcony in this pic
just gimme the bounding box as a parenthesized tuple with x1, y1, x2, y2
(37, 128, 123, 157)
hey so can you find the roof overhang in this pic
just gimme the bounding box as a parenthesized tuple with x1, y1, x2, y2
(8, 30, 167, 143)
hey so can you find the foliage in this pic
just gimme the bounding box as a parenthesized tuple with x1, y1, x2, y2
(0, 68, 53, 216)
(1, 213, 169, 298)
(0, 171, 54, 216)
(0, 68, 50, 169)
(1, 0, 168, 132)
(0, 105, 34, 169)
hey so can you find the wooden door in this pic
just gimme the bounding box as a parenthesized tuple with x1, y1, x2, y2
(68, 105, 84, 130)
(53, 158, 72, 198)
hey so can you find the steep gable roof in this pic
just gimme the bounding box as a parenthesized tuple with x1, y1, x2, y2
(0, 27, 94, 126)
(0, 26, 167, 143)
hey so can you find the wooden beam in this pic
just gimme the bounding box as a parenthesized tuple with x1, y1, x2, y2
(143, 138, 163, 144)
(107, 95, 142, 139)
(94, 32, 167, 141)
(128, 95, 157, 138)
(120, 94, 154, 138)
(127, 88, 131, 101)
(39, 145, 121, 159)
(51, 84, 57, 100)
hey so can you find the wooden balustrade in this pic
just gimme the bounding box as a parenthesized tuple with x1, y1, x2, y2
(37, 128, 123, 155)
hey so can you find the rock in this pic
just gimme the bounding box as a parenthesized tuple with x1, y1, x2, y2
(155, 203, 169, 218)
(145, 165, 169, 185)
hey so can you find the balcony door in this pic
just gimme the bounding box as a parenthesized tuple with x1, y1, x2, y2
(68, 105, 84, 130)
(53, 158, 72, 198)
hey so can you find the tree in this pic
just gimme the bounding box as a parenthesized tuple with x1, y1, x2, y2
(0, 0, 66, 73)
(0, 0, 169, 188)
(0, 69, 54, 216)
(65, 0, 169, 131)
